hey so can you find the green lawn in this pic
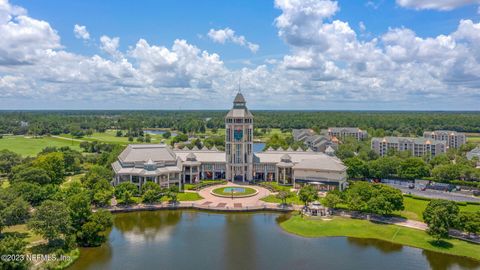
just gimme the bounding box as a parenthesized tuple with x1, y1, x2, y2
(255, 128, 289, 141)
(280, 215, 480, 261)
(60, 173, 85, 189)
(59, 129, 170, 145)
(0, 135, 81, 156)
(395, 196, 480, 221)
(211, 187, 257, 197)
(261, 194, 303, 205)
(3, 224, 44, 244)
(467, 136, 480, 144)
(175, 192, 203, 201)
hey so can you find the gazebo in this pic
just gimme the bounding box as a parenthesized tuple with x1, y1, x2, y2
(305, 201, 330, 217)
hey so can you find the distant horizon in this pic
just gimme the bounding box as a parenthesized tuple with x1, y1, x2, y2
(0, 109, 479, 113)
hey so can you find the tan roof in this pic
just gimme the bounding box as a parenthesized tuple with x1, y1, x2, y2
(293, 158, 346, 172)
(174, 150, 226, 163)
(225, 108, 253, 118)
(118, 144, 177, 163)
(113, 166, 181, 175)
(255, 151, 346, 171)
(233, 92, 246, 103)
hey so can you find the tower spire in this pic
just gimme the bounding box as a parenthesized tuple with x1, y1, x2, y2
(237, 74, 242, 93)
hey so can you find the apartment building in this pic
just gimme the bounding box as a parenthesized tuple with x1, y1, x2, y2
(328, 127, 368, 141)
(423, 130, 466, 149)
(371, 137, 447, 157)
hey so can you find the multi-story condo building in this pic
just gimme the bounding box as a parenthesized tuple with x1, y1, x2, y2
(292, 129, 338, 153)
(371, 137, 447, 157)
(328, 127, 368, 141)
(423, 130, 466, 149)
(112, 94, 348, 191)
(292, 129, 315, 142)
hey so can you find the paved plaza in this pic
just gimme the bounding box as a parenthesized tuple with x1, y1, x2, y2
(195, 182, 273, 208)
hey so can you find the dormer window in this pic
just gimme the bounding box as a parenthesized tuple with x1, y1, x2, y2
(144, 159, 157, 171)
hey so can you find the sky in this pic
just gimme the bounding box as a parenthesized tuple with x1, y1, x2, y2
(0, 0, 480, 110)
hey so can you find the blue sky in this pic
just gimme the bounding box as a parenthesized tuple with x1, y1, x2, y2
(1, 0, 480, 110)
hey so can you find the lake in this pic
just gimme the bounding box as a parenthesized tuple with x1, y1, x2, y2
(143, 129, 177, 137)
(253, 142, 265, 153)
(68, 211, 479, 270)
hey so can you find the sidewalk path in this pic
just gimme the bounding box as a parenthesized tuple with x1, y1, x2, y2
(196, 182, 273, 208)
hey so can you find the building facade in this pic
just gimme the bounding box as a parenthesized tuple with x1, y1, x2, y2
(112, 94, 347, 191)
(423, 130, 466, 149)
(328, 127, 368, 141)
(292, 129, 338, 152)
(371, 137, 447, 157)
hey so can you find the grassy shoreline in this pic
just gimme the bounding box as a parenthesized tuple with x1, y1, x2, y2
(280, 215, 480, 261)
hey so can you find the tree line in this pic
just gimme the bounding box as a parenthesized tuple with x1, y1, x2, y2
(1, 110, 480, 136)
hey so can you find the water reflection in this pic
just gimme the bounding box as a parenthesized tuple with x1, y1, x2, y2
(347, 237, 403, 253)
(423, 249, 480, 270)
(68, 210, 480, 270)
(115, 210, 181, 242)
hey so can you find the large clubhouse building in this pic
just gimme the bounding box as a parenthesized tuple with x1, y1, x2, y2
(112, 93, 347, 191)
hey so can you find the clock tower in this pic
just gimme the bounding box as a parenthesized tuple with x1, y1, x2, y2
(225, 93, 253, 182)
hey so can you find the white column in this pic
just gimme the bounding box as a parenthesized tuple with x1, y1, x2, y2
(183, 168, 186, 184)
(213, 164, 216, 180)
(275, 167, 279, 183)
(293, 173, 296, 188)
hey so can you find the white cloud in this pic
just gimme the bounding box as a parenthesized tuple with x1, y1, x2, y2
(1, 0, 480, 109)
(396, 0, 479, 11)
(365, 1, 383, 9)
(359, 21, 366, 32)
(273, 0, 480, 104)
(73, 24, 89, 40)
(0, 7, 60, 65)
(0, 0, 26, 24)
(274, 0, 339, 46)
(207, 28, 259, 53)
(100, 35, 121, 58)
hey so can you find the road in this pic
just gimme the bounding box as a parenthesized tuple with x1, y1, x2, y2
(387, 183, 480, 202)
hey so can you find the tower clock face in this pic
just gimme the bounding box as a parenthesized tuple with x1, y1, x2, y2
(234, 127, 243, 141)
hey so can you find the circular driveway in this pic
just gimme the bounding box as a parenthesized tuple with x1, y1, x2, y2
(196, 182, 272, 208)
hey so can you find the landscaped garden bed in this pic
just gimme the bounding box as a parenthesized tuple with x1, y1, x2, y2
(211, 186, 258, 198)
(184, 180, 227, 191)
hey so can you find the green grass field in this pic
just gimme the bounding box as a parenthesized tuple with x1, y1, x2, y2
(281, 215, 480, 261)
(395, 196, 480, 221)
(175, 192, 203, 201)
(0, 135, 81, 156)
(467, 136, 480, 144)
(255, 128, 289, 141)
(3, 224, 44, 244)
(59, 129, 173, 145)
(261, 194, 304, 205)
